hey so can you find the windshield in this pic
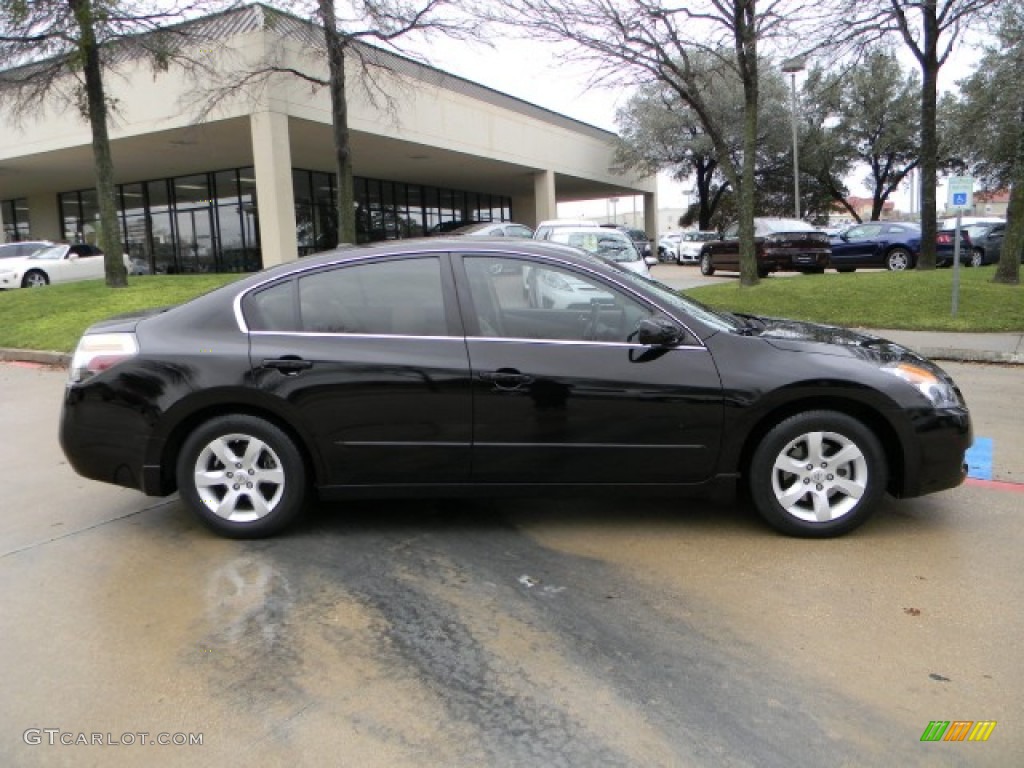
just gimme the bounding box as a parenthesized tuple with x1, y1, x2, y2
(29, 246, 68, 261)
(563, 231, 641, 262)
(756, 219, 818, 235)
(573, 252, 740, 333)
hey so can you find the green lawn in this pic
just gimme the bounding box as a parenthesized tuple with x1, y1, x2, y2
(685, 266, 1024, 332)
(0, 275, 244, 353)
(0, 267, 1021, 354)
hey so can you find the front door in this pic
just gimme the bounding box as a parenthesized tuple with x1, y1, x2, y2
(456, 254, 724, 485)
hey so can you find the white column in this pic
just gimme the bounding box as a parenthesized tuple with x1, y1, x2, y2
(533, 169, 557, 224)
(250, 110, 298, 267)
(26, 194, 62, 241)
(644, 192, 658, 238)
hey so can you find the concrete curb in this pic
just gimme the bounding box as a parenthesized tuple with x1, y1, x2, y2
(913, 348, 1024, 366)
(0, 348, 70, 367)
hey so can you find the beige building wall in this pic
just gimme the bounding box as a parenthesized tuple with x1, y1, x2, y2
(0, 14, 654, 259)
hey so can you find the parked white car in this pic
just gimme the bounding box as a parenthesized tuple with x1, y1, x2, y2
(675, 230, 719, 264)
(0, 243, 128, 289)
(532, 218, 600, 241)
(547, 227, 651, 277)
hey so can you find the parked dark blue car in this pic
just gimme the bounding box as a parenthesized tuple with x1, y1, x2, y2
(829, 222, 969, 271)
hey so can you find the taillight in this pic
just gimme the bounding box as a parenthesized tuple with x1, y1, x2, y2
(69, 333, 139, 383)
(937, 233, 952, 244)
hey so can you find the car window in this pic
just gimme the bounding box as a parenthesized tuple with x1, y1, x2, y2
(884, 225, 908, 234)
(724, 223, 739, 238)
(464, 256, 656, 343)
(295, 258, 448, 336)
(30, 246, 67, 260)
(488, 228, 505, 236)
(507, 225, 533, 238)
(246, 258, 448, 336)
(846, 224, 883, 239)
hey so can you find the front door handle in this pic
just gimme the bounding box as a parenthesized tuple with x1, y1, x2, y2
(478, 369, 533, 390)
(261, 357, 313, 375)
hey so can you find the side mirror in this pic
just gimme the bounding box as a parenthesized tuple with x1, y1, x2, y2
(635, 317, 682, 347)
(644, 255, 658, 267)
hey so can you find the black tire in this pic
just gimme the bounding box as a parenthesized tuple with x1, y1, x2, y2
(22, 270, 49, 288)
(836, 267, 856, 273)
(699, 253, 715, 276)
(756, 266, 770, 279)
(970, 248, 984, 268)
(748, 410, 887, 538)
(884, 248, 912, 271)
(176, 414, 307, 538)
(802, 267, 825, 274)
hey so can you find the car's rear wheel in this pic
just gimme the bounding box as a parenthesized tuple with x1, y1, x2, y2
(177, 415, 307, 538)
(885, 248, 912, 271)
(22, 270, 49, 288)
(699, 253, 715, 276)
(749, 410, 887, 538)
(970, 248, 984, 268)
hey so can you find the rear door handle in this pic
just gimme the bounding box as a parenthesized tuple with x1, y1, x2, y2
(261, 357, 313, 375)
(478, 370, 533, 390)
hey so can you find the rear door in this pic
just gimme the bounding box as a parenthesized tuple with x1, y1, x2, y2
(243, 254, 473, 486)
(454, 253, 724, 485)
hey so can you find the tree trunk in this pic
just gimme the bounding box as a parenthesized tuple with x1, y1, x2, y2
(994, 102, 1024, 285)
(737, 3, 759, 287)
(319, 0, 355, 245)
(916, 9, 940, 270)
(71, 0, 126, 288)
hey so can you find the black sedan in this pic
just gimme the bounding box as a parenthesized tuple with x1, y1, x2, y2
(964, 222, 1012, 267)
(698, 218, 831, 277)
(60, 239, 971, 539)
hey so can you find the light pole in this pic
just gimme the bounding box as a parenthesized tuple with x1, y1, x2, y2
(782, 56, 806, 220)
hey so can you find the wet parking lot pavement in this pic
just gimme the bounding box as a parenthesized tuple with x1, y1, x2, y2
(1, 361, 1022, 767)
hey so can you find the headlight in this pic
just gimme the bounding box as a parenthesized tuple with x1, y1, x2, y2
(69, 333, 139, 383)
(882, 362, 959, 408)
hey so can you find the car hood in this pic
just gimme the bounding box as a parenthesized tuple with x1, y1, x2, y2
(752, 316, 928, 365)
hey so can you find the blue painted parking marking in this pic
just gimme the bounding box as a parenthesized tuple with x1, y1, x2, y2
(966, 437, 993, 480)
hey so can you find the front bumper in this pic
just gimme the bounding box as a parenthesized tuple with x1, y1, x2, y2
(896, 406, 972, 498)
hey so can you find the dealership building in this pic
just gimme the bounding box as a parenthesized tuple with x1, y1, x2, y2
(0, 3, 655, 274)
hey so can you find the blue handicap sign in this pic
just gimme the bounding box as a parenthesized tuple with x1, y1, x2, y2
(953, 192, 968, 206)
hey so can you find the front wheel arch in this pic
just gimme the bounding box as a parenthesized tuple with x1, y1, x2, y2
(736, 396, 904, 501)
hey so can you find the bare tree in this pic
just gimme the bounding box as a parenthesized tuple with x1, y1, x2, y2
(828, 0, 1001, 269)
(200, 1, 477, 245)
(486, 0, 820, 287)
(0, 1, 231, 287)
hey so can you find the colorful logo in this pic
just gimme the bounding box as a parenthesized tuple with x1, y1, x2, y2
(920, 721, 997, 742)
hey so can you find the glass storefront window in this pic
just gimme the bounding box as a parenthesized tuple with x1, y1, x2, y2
(55, 168, 510, 271)
(2, 198, 32, 241)
(174, 174, 210, 208)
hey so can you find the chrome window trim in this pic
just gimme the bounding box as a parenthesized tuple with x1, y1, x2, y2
(246, 329, 708, 351)
(232, 245, 710, 349)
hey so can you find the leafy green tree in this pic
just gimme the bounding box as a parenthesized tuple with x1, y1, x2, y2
(488, 0, 822, 286)
(831, 0, 1001, 269)
(944, 3, 1023, 285)
(801, 50, 920, 223)
(0, 0, 227, 287)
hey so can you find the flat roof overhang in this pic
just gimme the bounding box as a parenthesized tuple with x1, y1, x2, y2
(0, 116, 651, 202)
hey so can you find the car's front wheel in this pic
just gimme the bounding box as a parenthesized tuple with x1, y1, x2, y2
(749, 410, 887, 537)
(970, 248, 984, 268)
(885, 248, 912, 271)
(699, 253, 715, 275)
(22, 270, 49, 288)
(177, 415, 307, 538)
